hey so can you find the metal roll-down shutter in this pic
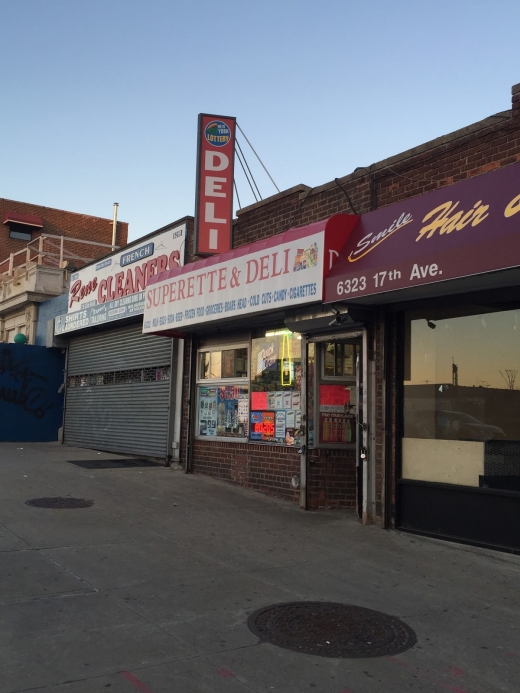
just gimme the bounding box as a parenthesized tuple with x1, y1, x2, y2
(64, 321, 173, 458)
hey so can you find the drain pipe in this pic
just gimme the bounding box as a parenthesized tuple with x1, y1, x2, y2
(111, 203, 119, 249)
(185, 335, 197, 473)
(171, 338, 184, 464)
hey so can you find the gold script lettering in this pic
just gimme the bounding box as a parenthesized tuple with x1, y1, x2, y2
(504, 194, 520, 218)
(416, 200, 489, 241)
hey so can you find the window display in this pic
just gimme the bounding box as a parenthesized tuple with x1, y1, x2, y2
(197, 385, 249, 438)
(315, 342, 359, 447)
(318, 384, 356, 443)
(250, 330, 302, 445)
(196, 346, 249, 439)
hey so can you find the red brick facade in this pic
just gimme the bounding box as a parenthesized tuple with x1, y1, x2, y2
(0, 198, 128, 268)
(180, 82, 520, 518)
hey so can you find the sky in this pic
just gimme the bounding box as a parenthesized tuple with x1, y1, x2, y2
(2, 0, 520, 241)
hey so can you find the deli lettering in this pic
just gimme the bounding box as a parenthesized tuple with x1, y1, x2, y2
(146, 248, 292, 310)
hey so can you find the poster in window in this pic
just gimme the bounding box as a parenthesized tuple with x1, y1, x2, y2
(319, 412, 356, 444)
(215, 386, 248, 437)
(198, 387, 218, 436)
(250, 410, 276, 441)
(319, 385, 350, 411)
(251, 391, 268, 410)
(275, 411, 286, 439)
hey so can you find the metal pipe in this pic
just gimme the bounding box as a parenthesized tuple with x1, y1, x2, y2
(299, 335, 308, 510)
(172, 338, 184, 463)
(185, 335, 196, 473)
(111, 203, 119, 249)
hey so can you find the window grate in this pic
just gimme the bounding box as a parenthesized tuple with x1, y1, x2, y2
(67, 366, 170, 388)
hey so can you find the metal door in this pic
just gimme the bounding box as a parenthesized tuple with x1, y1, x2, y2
(64, 322, 174, 458)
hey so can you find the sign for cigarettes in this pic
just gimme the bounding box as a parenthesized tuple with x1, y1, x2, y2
(194, 114, 236, 255)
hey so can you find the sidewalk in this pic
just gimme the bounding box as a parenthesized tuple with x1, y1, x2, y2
(0, 442, 519, 693)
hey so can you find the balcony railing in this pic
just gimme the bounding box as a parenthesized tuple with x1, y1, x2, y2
(0, 234, 118, 279)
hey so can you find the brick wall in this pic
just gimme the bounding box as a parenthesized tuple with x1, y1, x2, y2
(0, 198, 129, 268)
(183, 82, 520, 514)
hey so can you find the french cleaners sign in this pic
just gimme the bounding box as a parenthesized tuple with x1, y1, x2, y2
(55, 223, 186, 335)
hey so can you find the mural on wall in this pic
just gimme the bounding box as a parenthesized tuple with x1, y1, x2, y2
(0, 345, 65, 441)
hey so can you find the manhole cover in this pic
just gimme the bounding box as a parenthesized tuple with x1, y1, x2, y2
(247, 602, 416, 658)
(25, 497, 94, 509)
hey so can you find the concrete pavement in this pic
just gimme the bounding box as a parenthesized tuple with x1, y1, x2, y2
(0, 442, 519, 693)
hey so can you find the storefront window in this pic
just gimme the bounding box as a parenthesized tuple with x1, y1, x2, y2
(196, 346, 249, 439)
(314, 342, 358, 446)
(403, 308, 520, 492)
(324, 343, 356, 378)
(250, 330, 303, 445)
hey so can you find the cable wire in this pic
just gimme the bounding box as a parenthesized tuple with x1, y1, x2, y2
(283, 187, 313, 232)
(235, 146, 258, 202)
(233, 179, 241, 210)
(236, 122, 280, 193)
(334, 178, 359, 215)
(236, 138, 262, 200)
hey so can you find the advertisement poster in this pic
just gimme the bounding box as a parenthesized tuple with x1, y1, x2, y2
(319, 412, 356, 444)
(251, 392, 268, 410)
(217, 386, 248, 437)
(275, 411, 286, 439)
(198, 387, 218, 436)
(319, 385, 350, 411)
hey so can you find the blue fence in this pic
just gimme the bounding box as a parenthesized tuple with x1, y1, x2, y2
(0, 344, 65, 442)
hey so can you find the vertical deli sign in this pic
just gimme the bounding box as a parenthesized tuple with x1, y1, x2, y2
(194, 114, 236, 255)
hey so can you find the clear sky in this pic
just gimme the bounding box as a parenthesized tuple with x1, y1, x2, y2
(3, 0, 520, 241)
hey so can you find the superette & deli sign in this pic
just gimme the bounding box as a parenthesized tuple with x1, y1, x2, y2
(143, 215, 358, 335)
(55, 223, 186, 335)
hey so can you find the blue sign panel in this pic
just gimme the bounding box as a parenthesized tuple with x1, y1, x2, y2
(120, 242, 155, 267)
(55, 292, 145, 335)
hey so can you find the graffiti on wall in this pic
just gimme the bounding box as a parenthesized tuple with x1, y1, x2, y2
(0, 344, 65, 442)
(0, 347, 54, 419)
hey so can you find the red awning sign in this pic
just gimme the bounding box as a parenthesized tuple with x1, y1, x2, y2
(143, 214, 359, 336)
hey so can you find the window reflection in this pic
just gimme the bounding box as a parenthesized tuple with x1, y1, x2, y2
(403, 308, 520, 492)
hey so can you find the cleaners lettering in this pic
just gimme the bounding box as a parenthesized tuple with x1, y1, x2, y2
(69, 251, 181, 308)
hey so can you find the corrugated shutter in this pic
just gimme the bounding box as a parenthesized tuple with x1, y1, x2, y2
(64, 322, 173, 458)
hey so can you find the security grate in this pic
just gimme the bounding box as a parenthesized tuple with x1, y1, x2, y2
(67, 366, 170, 388)
(484, 441, 520, 476)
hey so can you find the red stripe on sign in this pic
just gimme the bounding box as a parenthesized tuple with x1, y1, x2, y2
(122, 671, 154, 693)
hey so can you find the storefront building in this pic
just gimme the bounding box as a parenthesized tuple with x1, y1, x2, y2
(54, 219, 189, 460)
(327, 160, 520, 551)
(141, 81, 520, 541)
(143, 214, 382, 517)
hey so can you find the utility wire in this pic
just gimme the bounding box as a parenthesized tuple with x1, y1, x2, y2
(235, 146, 258, 202)
(236, 138, 262, 200)
(236, 122, 280, 193)
(283, 187, 313, 232)
(334, 178, 359, 215)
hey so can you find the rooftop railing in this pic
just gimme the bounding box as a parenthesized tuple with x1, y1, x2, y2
(0, 234, 118, 279)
